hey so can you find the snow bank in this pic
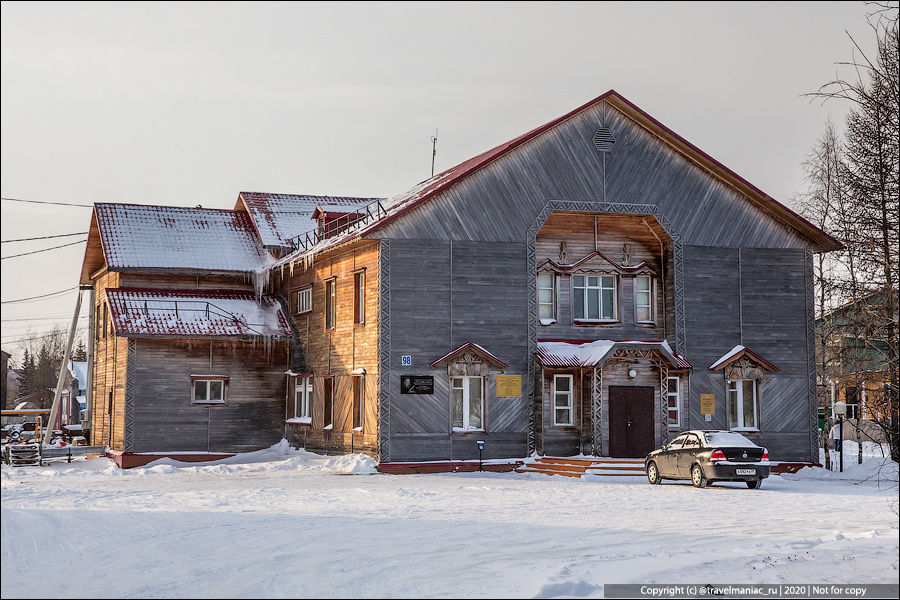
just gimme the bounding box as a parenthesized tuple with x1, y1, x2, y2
(781, 457, 899, 484)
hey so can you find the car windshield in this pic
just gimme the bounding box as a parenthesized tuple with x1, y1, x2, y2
(702, 431, 758, 448)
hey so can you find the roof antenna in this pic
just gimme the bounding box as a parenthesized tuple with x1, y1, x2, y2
(431, 129, 438, 177)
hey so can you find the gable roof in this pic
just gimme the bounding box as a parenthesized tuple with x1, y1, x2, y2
(709, 345, 779, 372)
(275, 89, 841, 267)
(105, 288, 292, 339)
(80, 203, 272, 283)
(535, 339, 692, 369)
(235, 192, 380, 250)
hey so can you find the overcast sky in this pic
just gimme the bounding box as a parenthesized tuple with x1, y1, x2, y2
(0, 1, 888, 357)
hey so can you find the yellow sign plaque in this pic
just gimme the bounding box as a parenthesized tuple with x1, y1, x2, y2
(496, 375, 522, 397)
(700, 393, 716, 415)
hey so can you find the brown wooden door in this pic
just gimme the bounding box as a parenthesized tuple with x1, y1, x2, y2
(608, 386, 655, 458)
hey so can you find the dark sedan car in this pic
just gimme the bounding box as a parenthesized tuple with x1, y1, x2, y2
(644, 430, 770, 488)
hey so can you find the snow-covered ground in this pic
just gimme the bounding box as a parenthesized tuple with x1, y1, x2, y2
(2, 441, 898, 599)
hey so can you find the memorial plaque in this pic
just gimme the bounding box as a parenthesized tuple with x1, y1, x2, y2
(700, 393, 716, 415)
(496, 375, 522, 397)
(401, 375, 434, 394)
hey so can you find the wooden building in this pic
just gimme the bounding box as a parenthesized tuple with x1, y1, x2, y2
(79, 90, 841, 464)
(271, 90, 840, 464)
(79, 203, 293, 454)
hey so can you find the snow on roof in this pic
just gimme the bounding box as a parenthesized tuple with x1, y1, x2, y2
(106, 288, 292, 339)
(708, 345, 779, 372)
(67, 361, 88, 388)
(95, 203, 271, 273)
(535, 339, 691, 369)
(237, 192, 380, 249)
(430, 343, 509, 368)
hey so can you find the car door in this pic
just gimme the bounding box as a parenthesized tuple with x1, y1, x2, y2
(656, 434, 686, 478)
(677, 433, 702, 478)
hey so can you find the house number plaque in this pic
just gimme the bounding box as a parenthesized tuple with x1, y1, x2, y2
(401, 376, 434, 395)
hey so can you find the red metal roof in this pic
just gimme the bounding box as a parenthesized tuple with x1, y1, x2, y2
(105, 288, 292, 339)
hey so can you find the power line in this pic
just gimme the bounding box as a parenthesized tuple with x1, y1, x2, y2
(2, 231, 89, 243)
(1, 197, 93, 208)
(2, 286, 79, 304)
(1, 238, 86, 260)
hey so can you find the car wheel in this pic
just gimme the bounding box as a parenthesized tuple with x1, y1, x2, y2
(646, 462, 661, 485)
(691, 464, 707, 488)
(746, 479, 760, 489)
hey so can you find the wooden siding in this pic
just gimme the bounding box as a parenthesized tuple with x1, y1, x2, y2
(279, 241, 380, 456)
(683, 245, 816, 461)
(129, 338, 287, 452)
(90, 270, 129, 450)
(536, 212, 668, 342)
(374, 101, 816, 251)
(118, 273, 256, 291)
(383, 239, 530, 462)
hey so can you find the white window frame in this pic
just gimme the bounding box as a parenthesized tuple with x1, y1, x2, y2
(192, 377, 227, 405)
(553, 374, 574, 426)
(635, 275, 654, 323)
(452, 375, 484, 431)
(728, 378, 759, 430)
(537, 272, 556, 323)
(294, 375, 313, 420)
(573, 274, 617, 321)
(293, 287, 312, 315)
(666, 376, 680, 428)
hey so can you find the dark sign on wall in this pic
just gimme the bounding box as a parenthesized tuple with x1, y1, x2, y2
(401, 375, 434, 395)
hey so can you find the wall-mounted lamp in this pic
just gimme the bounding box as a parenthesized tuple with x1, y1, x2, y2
(628, 369, 638, 378)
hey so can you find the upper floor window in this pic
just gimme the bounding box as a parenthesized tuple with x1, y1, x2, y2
(728, 378, 759, 430)
(292, 286, 312, 315)
(325, 278, 336, 330)
(573, 274, 617, 321)
(538, 272, 556, 323)
(354, 271, 365, 325)
(635, 275, 654, 323)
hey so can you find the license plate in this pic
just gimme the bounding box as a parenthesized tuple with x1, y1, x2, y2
(736, 468, 756, 475)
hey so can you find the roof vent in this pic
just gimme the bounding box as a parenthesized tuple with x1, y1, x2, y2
(592, 127, 615, 153)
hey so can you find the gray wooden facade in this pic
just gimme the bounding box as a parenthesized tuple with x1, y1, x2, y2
(360, 92, 837, 463)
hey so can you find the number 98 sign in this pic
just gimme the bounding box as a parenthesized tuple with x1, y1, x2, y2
(401, 355, 412, 366)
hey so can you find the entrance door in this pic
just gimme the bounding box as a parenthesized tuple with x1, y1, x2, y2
(608, 386, 655, 458)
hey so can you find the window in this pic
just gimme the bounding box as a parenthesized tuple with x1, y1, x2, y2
(292, 287, 312, 314)
(352, 376, 364, 429)
(668, 434, 687, 449)
(452, 376, 483, 430)
(294, 375, 313, 420)
(728, 379, 758, 429)
(667, 376, 680, 427)
(635, 275, 654, 323)
(845, 386, 860, 418)
(323, 377, 334, 429)
(538, 272, 556, 322)
(192, 377, 227, 405)
(553, 374, 574, 426)
(573, 274, 617, 321)
(354, 271, 365, 325)
(325, 279, 336, 330)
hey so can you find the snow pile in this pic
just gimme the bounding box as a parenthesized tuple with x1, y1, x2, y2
(782, 457, 898, 484)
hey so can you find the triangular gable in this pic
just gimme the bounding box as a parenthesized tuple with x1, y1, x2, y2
(538, 251, 658, 275)
(535, 339, 690, 369)
(709, 345, 779, 372)
(430, 342, 508, 370)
